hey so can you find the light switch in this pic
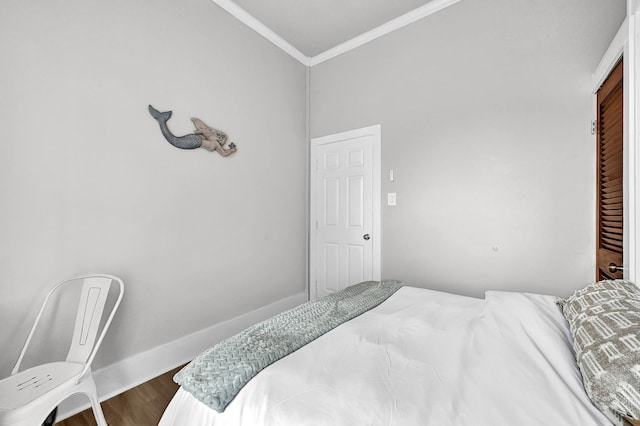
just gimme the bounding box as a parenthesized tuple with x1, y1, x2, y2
(387, 192, 397, 206)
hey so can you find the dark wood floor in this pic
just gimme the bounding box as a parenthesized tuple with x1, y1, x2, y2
(56, 366, 182, 426)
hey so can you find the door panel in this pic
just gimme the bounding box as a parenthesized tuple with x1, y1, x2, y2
(322, 243, 340, 292)
(597, 59, 624, 280)
(324, 178, 339, 226)
(348, 176, 364, 226)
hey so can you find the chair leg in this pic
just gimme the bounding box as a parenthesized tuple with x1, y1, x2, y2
(83, 376, 109, 426)
(88, 392, 108, 426)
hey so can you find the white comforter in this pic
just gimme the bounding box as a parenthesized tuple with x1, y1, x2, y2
(159, 286, 612, 425)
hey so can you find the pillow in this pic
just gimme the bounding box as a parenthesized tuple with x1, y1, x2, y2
(561, 280, 640, 420)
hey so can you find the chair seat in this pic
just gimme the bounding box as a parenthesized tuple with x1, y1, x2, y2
(0, 362, 84, 410)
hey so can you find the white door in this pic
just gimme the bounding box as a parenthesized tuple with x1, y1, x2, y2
(310, 125, 381, 300)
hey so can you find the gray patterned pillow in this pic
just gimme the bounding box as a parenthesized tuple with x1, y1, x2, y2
(561, 280, 640, 420)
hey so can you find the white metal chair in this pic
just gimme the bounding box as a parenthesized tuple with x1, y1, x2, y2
(0, 274, 124, 426)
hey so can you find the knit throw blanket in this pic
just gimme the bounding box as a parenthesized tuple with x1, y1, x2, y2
(174, 280, 404, 412)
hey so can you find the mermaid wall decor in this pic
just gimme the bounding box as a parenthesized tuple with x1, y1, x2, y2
(148, 105, 237, 157)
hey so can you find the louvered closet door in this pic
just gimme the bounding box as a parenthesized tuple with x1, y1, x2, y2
(597, 59, 623, 280)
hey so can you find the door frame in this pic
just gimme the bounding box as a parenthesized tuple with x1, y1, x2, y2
(592, 15, 636, 281)
(309, 125, 382, 299)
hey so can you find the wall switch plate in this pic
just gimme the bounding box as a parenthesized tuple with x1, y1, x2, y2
(388, 192, 397, 206)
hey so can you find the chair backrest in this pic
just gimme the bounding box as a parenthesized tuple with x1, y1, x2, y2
(12, 274, 124, 377)
(66, 276, 117, 364)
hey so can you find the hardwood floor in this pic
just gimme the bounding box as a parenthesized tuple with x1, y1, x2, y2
(56, 366, 182, 426)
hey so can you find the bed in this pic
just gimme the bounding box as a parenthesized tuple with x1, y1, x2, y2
(158, 280, 640, 426)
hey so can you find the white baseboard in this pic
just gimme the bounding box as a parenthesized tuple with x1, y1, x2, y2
(57, 290, 308, 421)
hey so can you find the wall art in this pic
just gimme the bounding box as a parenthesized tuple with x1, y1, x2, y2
(148, 105, 237, 157)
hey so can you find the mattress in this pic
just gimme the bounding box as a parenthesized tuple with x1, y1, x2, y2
(159, 286, 612, 425)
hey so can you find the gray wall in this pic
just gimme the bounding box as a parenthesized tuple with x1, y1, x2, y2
(310, 0, 627, 298)
(0, 0, 307, 376)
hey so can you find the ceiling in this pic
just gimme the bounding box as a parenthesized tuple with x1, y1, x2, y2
(225, 0, 438, 58)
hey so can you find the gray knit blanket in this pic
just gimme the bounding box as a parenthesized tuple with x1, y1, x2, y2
(174, 280, 403, 412)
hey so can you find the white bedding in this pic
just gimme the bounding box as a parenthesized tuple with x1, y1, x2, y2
(159, 286, 612, 425)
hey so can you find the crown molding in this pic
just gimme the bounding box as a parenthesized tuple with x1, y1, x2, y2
(210, 0, 310, 66)
(309, 0, 461, 66)
(210, 0, 461, 68)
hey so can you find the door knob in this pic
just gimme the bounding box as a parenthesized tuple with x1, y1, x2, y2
(608, 263, 624, 273)
(363, 234, 370, 241)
